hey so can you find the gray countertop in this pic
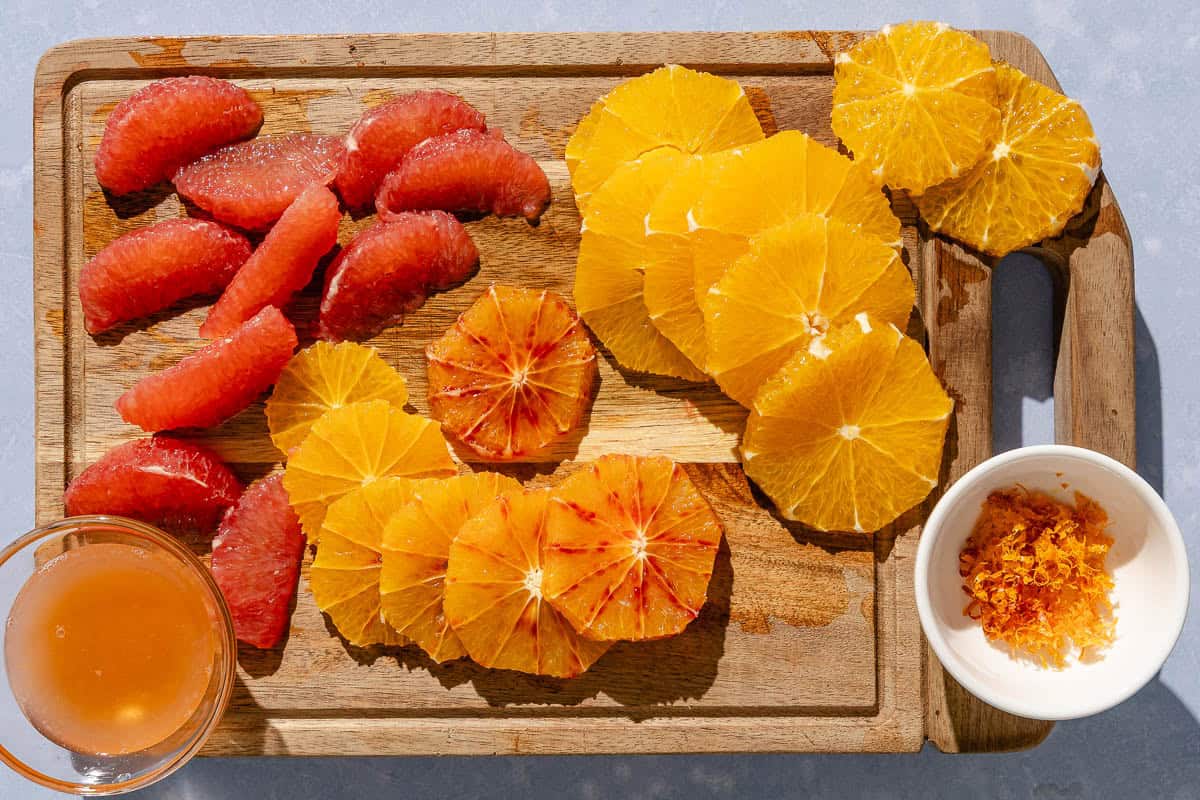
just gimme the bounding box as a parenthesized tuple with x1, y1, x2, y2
(2, 1, 1196, 797)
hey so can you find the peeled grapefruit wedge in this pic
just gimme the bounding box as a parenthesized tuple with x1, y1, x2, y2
(544, 454, 723, 642)
(379, 472, 521, 662)
(376, 129, 551, 221)
(200, 184, 341, 339)
(117, 306, 298, 432)
(174, 133, 345, 231)
(64, 436, 242, 531)
(95, 76, 263, 195)
(79, 218, 251, 335)
(444, 489, 611, 677)
(210, 474, 305, 649)
(318, 212, 479, 341)
(335, 90, 487, 209)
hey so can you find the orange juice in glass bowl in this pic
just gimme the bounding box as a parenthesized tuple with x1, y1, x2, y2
(0, 515, 235, 795)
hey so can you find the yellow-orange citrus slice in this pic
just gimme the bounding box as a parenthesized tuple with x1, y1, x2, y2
(705, 213, 915, 407)
(570, 64, 764, 208)
(564, 99, 605, 181)
(309, 477, 420, 647)
(379, 471, 522, 662)
(688, 131, 902, 295)
(574, 147, 709, 382)
(426, 285, 598, 460)
(283, 400, 456, 540)
(266, 341, 409, 454)
(544, 454, 723, 641)
(916, 62, 1101, 256)
(443, 489, 611, 677)
(831, 21, 1001, 193)
(742, 316, 952, 533)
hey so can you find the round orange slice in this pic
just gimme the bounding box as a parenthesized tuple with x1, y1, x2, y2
(916, 62, 1101, 256)
(742, 316, 953, 533)
(266, 341, 409, 454)
(426, 285, 598, 461)
(831, 21, 1001, 193)
(379, 471, 522, 663)
(443, 488, 611, 677)
(309, 477, 420, 647)
(543, 454, 723, 641)
(705, 213, 915, 407)
(283, 399, 456, 540)
(564, 99, 604, 181)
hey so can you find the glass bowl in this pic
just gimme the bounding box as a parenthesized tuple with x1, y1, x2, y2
(0, 515, 235, 795)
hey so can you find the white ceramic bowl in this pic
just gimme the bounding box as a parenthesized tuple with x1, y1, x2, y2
(915, 444, 1189, 720)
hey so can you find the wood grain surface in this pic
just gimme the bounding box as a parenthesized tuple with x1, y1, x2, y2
(31, 31, 1134, 755)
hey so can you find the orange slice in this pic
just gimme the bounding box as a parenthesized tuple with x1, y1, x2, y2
(283, 399, 456, 540)
(688, 131, 902, 295)
(705, 213, 915, 407)
(544, 454, 723, 641)
(569, 65, 763, 209)
(266, 341, 409, 454)
(426, 285, 598, 460)
(742, 316, 953, 533)
(916, 63, 1101, 256)
(564, 99, 604, 181)
(574, 147, 708, 382)
(309, 477, 419, 647)
(831, 21, 1000, 193)
(443, 489, 611, 677)
(378, 471, 522, 662)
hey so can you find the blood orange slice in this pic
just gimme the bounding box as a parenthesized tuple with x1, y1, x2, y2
(200, 184, 341, 339)
(443, 489, 611, 677)
(282, 399, 456, 540)
(309, 477, 418, 647)
(335, 90, 487, 209)
(317, 212, 479, 342)
(79, 218, 251, 335)
(375, 129, 551, 221)
(64, 436, 242, 531)
(117, 306, 298, 432)
(426, 285, 597, 460)
(544, 454, 723, 641)
(210, 474, 305, 649)
(379, 472, 522, 662)
(174, 133, 345, 231)
(95, 76, 262, 195)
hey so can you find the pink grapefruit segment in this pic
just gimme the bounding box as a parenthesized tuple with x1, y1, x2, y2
(95, 76, 263, 195)
(117, 306, 298, 432)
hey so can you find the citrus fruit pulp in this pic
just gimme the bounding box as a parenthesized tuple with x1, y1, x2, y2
(282, 399, 456, 540)
(831, 21, 1000, 193)
(568, 65, 764, 209)
(443, 489, 611, 677)
(563, 99, 604, 180)
(543, 454, 723, 641)
(265, 341, 409, 455)
(335, 89, 487, 209)
(78, 218, 250, 335)
(200, 184, 341, 339)
(426, 285, 598, 460)
(94, 76, 262, 195)
(574, 147, 708, 382)
(64, 436, 242, 532)
(741, 316, 952, 533)
(116, 305, 297, 433)
(379, 471, 522, 662)
(173, 133, 346, 231)
(375, 129, 551, 221)
(210, 474, 305, 649)
(916, 62, 1101, 257)
(318, 212, 479, 342)
(704, 213, 915, 407)
(309, 477, 419, 647)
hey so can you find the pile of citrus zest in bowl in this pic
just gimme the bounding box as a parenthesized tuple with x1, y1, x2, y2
(959, 487, 1115, 668)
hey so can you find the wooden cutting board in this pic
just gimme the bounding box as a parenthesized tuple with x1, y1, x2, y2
(31, 31, 1134, 755)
